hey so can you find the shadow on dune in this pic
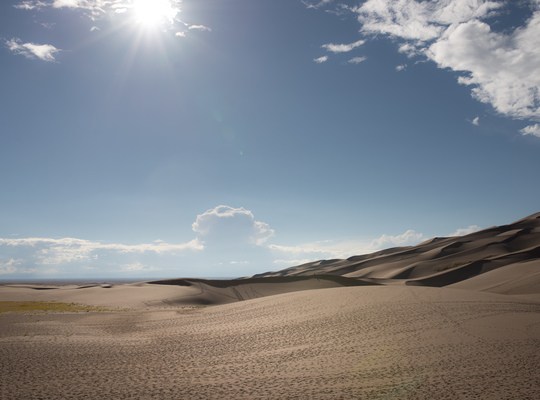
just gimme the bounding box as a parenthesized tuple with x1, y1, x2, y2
(252, 212, 540, 295)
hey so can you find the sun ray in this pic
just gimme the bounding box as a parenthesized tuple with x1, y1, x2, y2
(132, 0, 179, 29)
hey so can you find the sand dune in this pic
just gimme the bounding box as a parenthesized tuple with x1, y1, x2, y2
(255, 211, 540, 295)
(0, 276, 376, 309)
(1, 212, 540, 398)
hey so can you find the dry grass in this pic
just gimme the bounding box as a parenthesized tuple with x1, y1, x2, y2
(0, 301, 110, 314)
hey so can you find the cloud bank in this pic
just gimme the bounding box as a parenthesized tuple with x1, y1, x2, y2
(0, 205, 429, 278)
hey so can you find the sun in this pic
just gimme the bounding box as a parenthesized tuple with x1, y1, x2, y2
(132, 0, 178, 29)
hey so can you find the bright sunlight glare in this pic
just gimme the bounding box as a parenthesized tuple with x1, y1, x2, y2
(132, 0, 178, 29)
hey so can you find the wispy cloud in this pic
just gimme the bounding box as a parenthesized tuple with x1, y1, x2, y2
(302, 0, 335, 10)
(269, 229, 425, 261)
(0, 237, 203, 266)
(322, 39, 365, 53)
(314, 55, 328, 64)
(14, 1, 47, 10)
(520, 124, 540, 138)
(348, 56, 367, 64)
(272, 259, 314, 267)
(450, 225, 482, 236)
(0, 259, 19, 275)
(395, 64, 407, 72)
(188, 24, 212, 32)
(472, 116, 480, 126)
(12, 0, 197, 38)
(5, 38, 60, 62)
(120, 262, 159, 272)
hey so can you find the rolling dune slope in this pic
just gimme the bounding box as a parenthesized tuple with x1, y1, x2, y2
(254, 212, 540, 295)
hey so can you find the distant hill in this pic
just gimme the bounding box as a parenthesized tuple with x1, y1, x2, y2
(253, 212, 540, 295)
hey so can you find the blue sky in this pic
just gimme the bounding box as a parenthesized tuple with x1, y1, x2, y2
(1, 0, 539, 279)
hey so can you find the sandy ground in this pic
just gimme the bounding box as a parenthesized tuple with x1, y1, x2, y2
(1, 285, 539, 399)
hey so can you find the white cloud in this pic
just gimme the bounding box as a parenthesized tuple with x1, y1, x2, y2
(398, 43, 421, 58)
(314, 55, 328, 64)
(192, 205, 274, 246)
(310, 1, 540, 125)
(370, 229, 424, 249)
(273, 259, 314, 267)
(6, 38, 60, 62)
(396, 64, 407, 72)
(175, 31, 186, 37)
(14, 1, 47, 10)
(322, 39, 365, 53)
(356, 0, 502, 42)
(90, 26, 100, 31)
(428, 16, 540, 121)
(450, 225, 482, 236)
(269, 229, 425, 261)
(0, 237, 202, 266)
(0, 259, 19, 275)
(120, 262, 157, 272)
(14, 0, 189, 35)
(472, 116, 480, 126)
(348, 56, 367, 64)
(302, 0, 335, 10)
(188, 25, 212, 32)
(520, 123, 540, 138)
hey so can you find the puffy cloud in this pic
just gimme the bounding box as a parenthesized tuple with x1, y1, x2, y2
(314, 55, 328, 64)
(428, 16, 540, 120)
(5, 38, 60, 62)
(313, 1, 539, 125)
(395, 64, 407, 71)
(192, 205, 274, 246)
(472, 116, 480, 126)
(450, 225, 482, 236)
(356, 0, 502, 42)
(521, 123, 540, 138)
(322, 39, 365, 53)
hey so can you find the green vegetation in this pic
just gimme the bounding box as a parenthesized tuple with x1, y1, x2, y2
(0, 301, 110, 314)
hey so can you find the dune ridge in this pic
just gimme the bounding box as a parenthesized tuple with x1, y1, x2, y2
(254, 211, 540, 296)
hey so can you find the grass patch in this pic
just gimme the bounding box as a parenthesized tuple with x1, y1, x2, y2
(0, 301, 110, 314)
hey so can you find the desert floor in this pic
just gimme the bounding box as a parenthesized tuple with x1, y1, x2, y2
(1, 283, 539, 399)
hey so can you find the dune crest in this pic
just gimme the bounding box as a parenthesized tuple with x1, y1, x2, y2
(254, 212, 540, 296)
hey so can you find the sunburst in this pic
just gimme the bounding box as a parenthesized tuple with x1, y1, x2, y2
(132, 0, 179, 29)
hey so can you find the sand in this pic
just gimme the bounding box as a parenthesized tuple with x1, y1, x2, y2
(255, 212, 540, 297)
(1, 212, 539, 399)
(1, 284, 539, 399)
